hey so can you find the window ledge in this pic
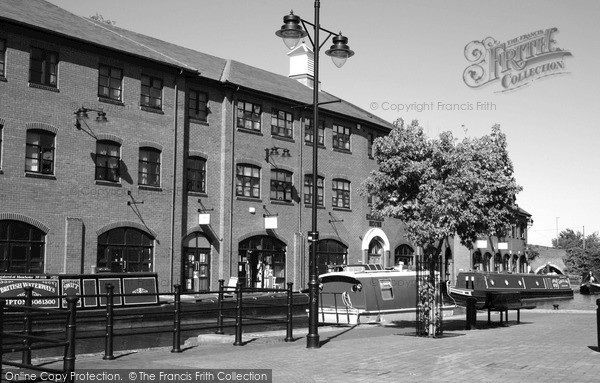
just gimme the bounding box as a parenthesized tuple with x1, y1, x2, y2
(187, 191, 208, 197)
(139, 185, 162, 192)
(98, 97, 125, 106)
(332, 148, 352, 155)
(28, 83, 59, 92)
(332, 207, 352, 212)
(304, 142, 326, 150)
(25, 172, 56, 180)
(0, 76, 7, 82)
(303, 204, 326, 210)
(140, 105, 164, 114)
(237, 128, 263, 136)
(95, 180, 122, 187)
(271, 135, 294, 143)
(189, 118, 209, 126)
(270, 199, 294, 206)
(236, 196, 262, 202)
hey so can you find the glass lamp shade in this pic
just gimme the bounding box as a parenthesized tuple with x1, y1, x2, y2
(325, 34, 354, 68)
(275, 12, 307, 50)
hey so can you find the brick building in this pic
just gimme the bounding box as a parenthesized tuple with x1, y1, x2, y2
(0, 0, 423, 293)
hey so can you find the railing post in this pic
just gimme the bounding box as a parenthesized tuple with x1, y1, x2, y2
(171, 284, 182, 353)
(64, 297, 78, 383)
(1, 299, 5, 377)
(285, 282, 294, 342)
(22, 286, 33, 365)
(215, 279, 224, 335)
(233, 281, 243, 346)
(597, 298, 600, 352)
(103, 284, 115, 360)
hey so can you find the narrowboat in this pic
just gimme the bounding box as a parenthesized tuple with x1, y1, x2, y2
(448, 271, 573, 309)
(318, 264, 455, 325)
(580, 271, 600, 295)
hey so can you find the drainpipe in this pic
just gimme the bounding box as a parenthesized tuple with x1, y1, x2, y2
(228, 87, 239, 278)
(169, 70, 182, 290)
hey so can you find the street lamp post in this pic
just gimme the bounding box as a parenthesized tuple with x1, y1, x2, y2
(276, 1, 354, 349)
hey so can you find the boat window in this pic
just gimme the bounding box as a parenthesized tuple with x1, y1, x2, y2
(379, 279, 394, 300)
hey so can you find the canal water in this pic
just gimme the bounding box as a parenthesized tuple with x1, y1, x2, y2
(527, 291, 598, 311)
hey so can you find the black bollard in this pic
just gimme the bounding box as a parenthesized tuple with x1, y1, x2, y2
(466, 297, 477, 330)
(64, 297, 78, 383)
(233, 281, 243, 346)
(285, 282, 294, 342)
(597, 298, 600, 352)
(22, 286, 33, 365)
(103, 284, 115, 360)
(215, 279, 224, 335)
(171, 284, 182, 353)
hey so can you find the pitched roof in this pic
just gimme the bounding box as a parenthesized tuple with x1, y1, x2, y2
(0, 0, 392, 129)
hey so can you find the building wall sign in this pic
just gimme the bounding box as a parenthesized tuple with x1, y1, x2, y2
(366, 213, 384, 227)
(463, 28, 572, 92)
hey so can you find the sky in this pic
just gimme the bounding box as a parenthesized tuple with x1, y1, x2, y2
(46, 0, 600, 247)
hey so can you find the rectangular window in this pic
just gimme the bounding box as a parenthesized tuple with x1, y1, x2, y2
(29, 47, 58, 87)
(236, 100, 261, 131)
(304, 175, 324, 206)
(189, 90, 208, 121)
(368, 133, 374, 158)
(141, 74, 163, 109)
(304, 118, 325, 145)
(187, 156, 206, 193)
(95, 141, 120, 182)
(271, 109, 293, 138)
(98, 65, 123, 101)
(236, 164, 260, 198)
(270, 170, 293, 202)
(332, 179, 350, 208)
(332, 124, 351, 151)
(0, 39, 6, 77)
(0, 124, 3, 168)
(379, 279, 394, 300)
(25, 130, 55, 174)
(139, 148, 161, 187)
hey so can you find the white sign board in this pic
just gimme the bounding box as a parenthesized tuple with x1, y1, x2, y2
(198, 213, 211, 225)
(264, 216, 278, 229)
(498, 242, 508, 250)
(476, 240, 488, 249)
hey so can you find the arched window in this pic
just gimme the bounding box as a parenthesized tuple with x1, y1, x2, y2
(236, 164, 260, 198)
(96, 140, 120, 182)
(494, 252, 503, 272)
(368, 238, 384, 265)
(187, 156, 206, 193)
(97, 227, 153, 272)
(270, 169, 293, 202)
(472, 251, 483, 271)
(394, 244, 414, 267)
(238, 236, 286, 289)
(139, 147, 161, 186)
(0, 220, 45, 273)
(311, 239, 347, 275)
(26, 130, 55, 174)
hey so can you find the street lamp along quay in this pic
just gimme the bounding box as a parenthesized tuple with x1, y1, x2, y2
(275, 2, 354, 349)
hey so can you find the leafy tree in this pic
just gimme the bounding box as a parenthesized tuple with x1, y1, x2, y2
(556, 229, 600, 274)
(90, 13, 116, 25)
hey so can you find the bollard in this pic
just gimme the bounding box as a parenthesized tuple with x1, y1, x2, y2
(171, 284, 182, 353)
(285, 282, 294, 342)
(103, 284, 115, 360)
(466, 297, 477, 330)
(233, 281, 243, 346)
(22, 286, 33, 365)
(64, 297, 78, 383)
(597, 298, 600, 352)
(215, 279, 224, 335)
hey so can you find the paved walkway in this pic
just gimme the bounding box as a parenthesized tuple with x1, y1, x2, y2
(16, 310, 600, 382)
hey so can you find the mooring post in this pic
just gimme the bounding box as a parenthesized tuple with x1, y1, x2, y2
(171, 284, 182, 353)
(64, 297, 78, 382)
(466, 297, 477, 330)
(103, 284, 115, 360)
(285, 282, 294, 342)
(597, 298, 600, 352)
(215, 279, 225, 335)
(233, 280, 243, 346)
(22, 286, 33, 365)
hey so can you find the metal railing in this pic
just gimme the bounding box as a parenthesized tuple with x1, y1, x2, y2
(1, 287, 78, 383)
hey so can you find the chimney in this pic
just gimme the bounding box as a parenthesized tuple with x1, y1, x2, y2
(287, 42, 321, 91)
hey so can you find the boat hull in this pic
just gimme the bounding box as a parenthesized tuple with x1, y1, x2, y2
(580, 271, 600, 295)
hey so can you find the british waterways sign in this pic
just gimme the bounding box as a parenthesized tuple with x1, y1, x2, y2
(0, 276, 60, 308)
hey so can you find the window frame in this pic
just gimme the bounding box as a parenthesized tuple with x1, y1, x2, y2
(332, 178, 351, 209)
(95, 140, 121, 182)
(271, 109, 293, 138)
(98, 64, 123, 101)
(0, 39, 6, 78)
(138, 147, 161, 187)
(97, 227, 154, 273)
(368, 132, 375, 158)
(303, 174, 324, 206)
(304, 117, 325, 146)
(0, 220, 45, 274)
(236, 164, 261, 198)
(29, 46, 58, 87)
(140, 74, 163, 109)
(270, 169, 293, 202)
(189, 89, 209, 121)
(0, 123, 3, 169)
(187, 156, 207, 193)
(236, 100, 262, 132)
(332, 124, 351, 151)
(25, 130, 55, 175)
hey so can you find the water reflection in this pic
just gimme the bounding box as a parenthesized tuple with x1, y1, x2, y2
(528, 291, 598, 311)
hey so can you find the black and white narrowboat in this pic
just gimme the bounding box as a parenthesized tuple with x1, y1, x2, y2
(580, 271, 600, 295)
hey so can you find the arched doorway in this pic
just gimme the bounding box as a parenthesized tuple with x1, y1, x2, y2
(97, 227, 154, 272)
(367, 237, 384, 265)
(0, 220, 46, 273)
(394, 244, 414, 268)
(503, 253, 511, 272)
(182, 232, 211, 292)
(238, 236, 286, 289)
(494, 252, 502, 272)
(472, 251, 483, 271)
(484, 252, 493, 272)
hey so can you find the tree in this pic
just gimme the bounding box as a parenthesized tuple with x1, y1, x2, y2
(361, 119, 522, 336)
(556, 229, 600, 274)
(361, 119, 522, 256)
(90, 13, 116, 25)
